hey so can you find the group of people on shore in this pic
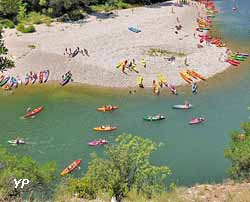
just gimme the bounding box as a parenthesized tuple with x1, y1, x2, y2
(64, 47, 90, 58)
(116, 58, 146, 75)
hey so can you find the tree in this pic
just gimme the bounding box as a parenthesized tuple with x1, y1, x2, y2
(0, 30, 15, 72)
(0, 0, 22, 19)
(68, 134, 171, 202)
(225, 122, 250, 180)
(0, 147, 57, 201)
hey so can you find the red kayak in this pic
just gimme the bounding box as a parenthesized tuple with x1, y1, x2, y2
(60, 159, 81, 176)
(189, 117, 205, 125)
(226, 59, 240, 66)
(39, 71, 44, 83)
(23, 106, 44, 118)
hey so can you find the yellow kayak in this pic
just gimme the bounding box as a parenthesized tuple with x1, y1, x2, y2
(93, 126, 117, 132)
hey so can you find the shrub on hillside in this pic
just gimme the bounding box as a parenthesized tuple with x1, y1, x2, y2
(17, 23, 36, 33)
(0, 19, 15, 29)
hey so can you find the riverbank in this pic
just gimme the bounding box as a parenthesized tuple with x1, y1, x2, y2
(2, 1, 230, 88)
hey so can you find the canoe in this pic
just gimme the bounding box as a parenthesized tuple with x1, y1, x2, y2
(60, 74, 72, 86)
(60, 159, 81, 176)
(93, 126, 117, 132)
(97, 105, 119, 112)
(24, 75, 29, 85)
(180, 72, 192, 84)
(8, 139, 26, 145)
(88, 139, 108, 146)
(0, 75, 4, 83)
(166, 84, 177, 95)
(0, 76, 10, 87)
(128, 27, 141, 33)
(143, 115, 165, 121)
(187, 70, 206, 81)
(31, 74, 37, 84)
(189, 117, 205, 125)
(173, 104, 192, 109)
(226, 59, 240, 66)
(43, 70, 49, 83)
(23, 106, 44, 119)
(39, 71, 44, 83)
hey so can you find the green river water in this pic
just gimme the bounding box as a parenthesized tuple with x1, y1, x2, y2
(2, 0, 250, 187)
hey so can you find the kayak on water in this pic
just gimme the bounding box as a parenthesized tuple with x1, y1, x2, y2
(97, 105, 119, 112)
(189, 117, 206, 125)
(88, 139, 108, 146)
(128, 27, 141, 33)
(60, 71, 72, 86)
(0, 76, 10, 87)
(60, 159, 81, 176)
(39, 71, 44, 83)
(23, 106, 44, 119)
(173, 104, 192, 110)
(143, 114, 165, 121)
(8, 139, 26, 145)
(187, 70, 206, 81)
(43, 70, 49, 83)
(93, 126, 117, 132)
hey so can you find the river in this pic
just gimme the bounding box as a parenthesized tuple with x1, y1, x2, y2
(1, 0, 250, 187)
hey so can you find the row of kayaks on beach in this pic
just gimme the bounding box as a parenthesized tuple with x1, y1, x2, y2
(226, 53, 249, 66)
(0, 70, 49, 91)
(179, 69, 206, 84)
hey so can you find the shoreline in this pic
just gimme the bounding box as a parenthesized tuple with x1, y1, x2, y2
(3, 1, 230, 88)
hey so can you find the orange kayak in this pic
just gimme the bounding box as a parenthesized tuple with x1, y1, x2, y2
(180, 72, 192, 84)
(93, 126, 117, 132)
(60, 159, 81, 176)
(23, 106, 44, 118)
(97, 105, 119, 112)
(187, 70, 206, 81)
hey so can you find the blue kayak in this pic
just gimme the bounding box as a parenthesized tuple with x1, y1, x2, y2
(128, 27, 141, 33)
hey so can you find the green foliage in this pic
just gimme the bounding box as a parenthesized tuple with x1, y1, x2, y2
(90, 0, 134, 12)
(68, 9, 86, 21)
(67, 134, 171, 202)
(0, 0, 22, 18)
(16, 23, 36, 33)
(0, 147, 57, 200)
(225, 122, 250, 180)
(17, 3, 27, 23)
(0, 30, 15, 71)
(146, 48, 187, 57)
(0, 19, 15, 29)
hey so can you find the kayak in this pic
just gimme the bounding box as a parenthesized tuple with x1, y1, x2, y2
(97, 105, 119, 112)
(143, 115, 165, 121)
(192, 83, 198, 94)
(10, 77, 18, 88)
(226, 59, 240, 66)
(88, 139, 108, 146)
(24, 75, 29, 85)
(173, 104, 192, 109)
(180, 72, 192, 84)
(237, 53, 249, 57)
(60, 74, 72, 86)
(60, 159, 81, 176)
(43, 70, 49, 83)
(39, 71, 44, 83)
(128, 27, 141, 33)
(0, 75, 4, 83)
(8, 139, 26, 145)
(230, 56, 245, 61)
(93, 126, 117, 132)
(23, 106, 44, 119)
(2, 85, 11, 91)
(31, 74, 37, 84)
(166, 84, 177, 95)
(187, 70, 206, 81)
(0, 76, 10, 87)
(189, 117, 205, 125)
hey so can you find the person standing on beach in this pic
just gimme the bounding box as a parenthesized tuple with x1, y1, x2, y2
(141, 58, 146, 68)
(137, 76, 144, 88)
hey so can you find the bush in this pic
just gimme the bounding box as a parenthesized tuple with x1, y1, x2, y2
(0, 19, 15, 29)
(68, 9, 86, 21)
(16, 23, 36, 33)
(19, 12, 52, 26)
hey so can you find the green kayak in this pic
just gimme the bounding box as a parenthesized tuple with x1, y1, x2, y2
(143, 115, 165, 121)
(230, 56, 245, 61)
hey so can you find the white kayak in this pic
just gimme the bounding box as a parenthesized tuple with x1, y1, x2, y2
(8, 139, 26, 145)
(172, 104, 192, 109)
